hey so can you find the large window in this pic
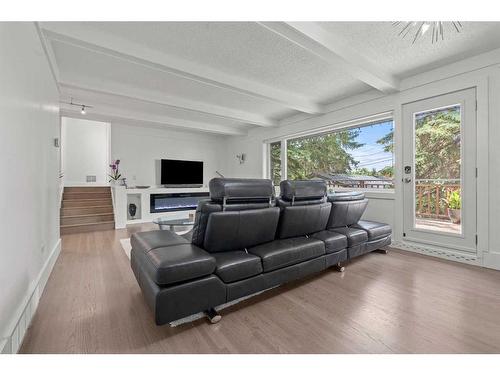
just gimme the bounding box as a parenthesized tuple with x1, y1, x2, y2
(268, 119, 394, 190)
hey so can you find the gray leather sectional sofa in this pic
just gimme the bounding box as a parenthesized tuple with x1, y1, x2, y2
(130, 178, 391, 325)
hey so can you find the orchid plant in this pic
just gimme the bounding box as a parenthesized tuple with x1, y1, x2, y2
(108, 159, 122, 182)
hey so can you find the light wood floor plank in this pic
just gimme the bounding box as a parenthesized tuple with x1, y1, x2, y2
(19, 223, 500, 353)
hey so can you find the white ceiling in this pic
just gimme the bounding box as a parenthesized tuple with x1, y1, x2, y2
(318, 22, 500, 78)
(39, 21, 500, 136)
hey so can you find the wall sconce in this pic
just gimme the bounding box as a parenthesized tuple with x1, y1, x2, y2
(236, 153, 246, 164)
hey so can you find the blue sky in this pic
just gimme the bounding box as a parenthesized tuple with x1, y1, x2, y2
(348, 121, 394, 172)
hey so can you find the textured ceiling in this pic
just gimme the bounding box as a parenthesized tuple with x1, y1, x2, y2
(78, 21, 370, 101)
(52, 40, 295, 120)
(318, 22, 500, 78)
(40, 21, 500, 136)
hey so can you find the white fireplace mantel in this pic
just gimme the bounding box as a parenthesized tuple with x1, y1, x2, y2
(111, 186, 209, 229)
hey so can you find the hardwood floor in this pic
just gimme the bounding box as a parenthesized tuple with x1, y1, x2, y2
(20, 224, 500, 353)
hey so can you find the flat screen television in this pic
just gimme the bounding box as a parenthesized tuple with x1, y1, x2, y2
(160, 159, 203, 186)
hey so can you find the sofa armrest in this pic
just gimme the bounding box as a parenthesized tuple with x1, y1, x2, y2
(131, 242, 216, 286)
(131, 230, 189, 253)
(181, 229, 193, 242)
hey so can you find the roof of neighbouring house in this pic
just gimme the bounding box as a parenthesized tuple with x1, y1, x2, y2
(314, 173, 393, 184)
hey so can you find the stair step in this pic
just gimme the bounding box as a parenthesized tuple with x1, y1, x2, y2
(61, 205, 113, 216)
(64, 187, 111, 193)
(63, 192, 111, 200)
(62, 198, 112, 208)
(60, 221, 115, 235)
(61, 213, 115, 226)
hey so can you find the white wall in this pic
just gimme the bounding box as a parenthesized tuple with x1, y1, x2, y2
(111, 123, 228, 187)
(224, 52, 500, 270)
(0, 23, 61, 353)
(484, 69, 500, 270)
(61, 117, 110, 186)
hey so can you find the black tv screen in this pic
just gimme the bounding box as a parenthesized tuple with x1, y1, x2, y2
(160, 159, 203, 185)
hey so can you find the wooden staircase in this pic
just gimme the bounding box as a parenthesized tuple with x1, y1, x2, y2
(60, 187, 115, 235)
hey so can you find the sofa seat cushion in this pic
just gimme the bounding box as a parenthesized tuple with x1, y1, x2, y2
(311, 230, 348, 253)
(329, 227, 368, 247)
(353, 220, 392, 241)
(249, 237, 325, 272)
(140, 244, 216, 286)
(213, 251, 263, 283)
(131, 230, 189, 253)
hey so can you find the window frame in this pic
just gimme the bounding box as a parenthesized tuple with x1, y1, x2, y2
(264, 112, 395, 193)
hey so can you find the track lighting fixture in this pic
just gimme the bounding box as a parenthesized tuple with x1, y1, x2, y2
(60, 97, 93, 115)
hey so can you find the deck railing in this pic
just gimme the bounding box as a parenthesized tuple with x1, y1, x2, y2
(324, 177, 459, 221)
(415, 179, 460, 220)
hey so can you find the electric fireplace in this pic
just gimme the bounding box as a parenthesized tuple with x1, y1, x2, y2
(150, 192, 209, 213)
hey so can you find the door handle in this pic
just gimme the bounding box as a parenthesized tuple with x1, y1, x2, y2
(404, 177, 412, 183)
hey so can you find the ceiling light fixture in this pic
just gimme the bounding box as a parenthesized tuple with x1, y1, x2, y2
(60, 97, 93, 115)
(393, 21, 463, 44)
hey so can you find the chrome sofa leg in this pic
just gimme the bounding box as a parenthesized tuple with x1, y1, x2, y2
(336, 263, 345, 272)
(205, 308, 221, 324)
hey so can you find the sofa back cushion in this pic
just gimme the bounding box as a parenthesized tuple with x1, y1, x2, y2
(327, 199, 368, 228)
(210, 178, 274, 203)
(328, 191, 365, 202)
(277, 202, 331, 239)
(192, 178, 276, 248)
(203, 207, 280, 252)
(280, 179, 327, 203)
(191, 200, 222, 247)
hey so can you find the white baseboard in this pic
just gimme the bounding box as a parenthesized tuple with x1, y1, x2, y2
(0, 238, 61, 354)
(483, 252, 500, 271)
(392, 240, 480, 267)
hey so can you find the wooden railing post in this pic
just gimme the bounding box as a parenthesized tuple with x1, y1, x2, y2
(418, 186, 423, 215)
(436, 185, 440, 217)
(415, 181, 460, 220)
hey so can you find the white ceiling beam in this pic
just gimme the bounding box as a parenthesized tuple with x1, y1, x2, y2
(259, 22, 400, 94)
(59, 103, 247, 136)
(37, 26, 275, 127)
(58, 79, 276, 127)
(39, 23, 322, 114)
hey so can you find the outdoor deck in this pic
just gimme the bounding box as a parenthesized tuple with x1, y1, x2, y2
(415, 218, 461, 234)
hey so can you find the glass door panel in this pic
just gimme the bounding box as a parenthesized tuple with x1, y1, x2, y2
(413, 105, 462, 235)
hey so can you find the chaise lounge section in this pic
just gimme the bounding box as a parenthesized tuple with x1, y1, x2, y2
(130, 178, 391, 325)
